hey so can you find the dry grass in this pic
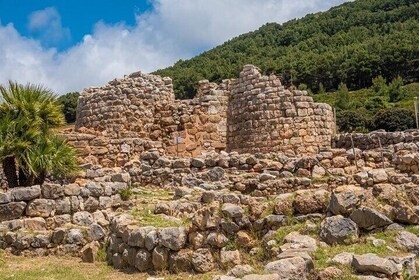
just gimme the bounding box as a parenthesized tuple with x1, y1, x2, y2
(0, 253, 220, 280)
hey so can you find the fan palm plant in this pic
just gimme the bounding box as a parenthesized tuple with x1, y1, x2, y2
(0, 81, 79, 187)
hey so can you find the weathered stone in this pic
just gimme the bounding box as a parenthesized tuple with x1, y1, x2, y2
(129, 227, 154, 248)
(72, 211, 94, 226)
(145, 230, 159, 251)
(88, 223, 106, 241)
(368, 169, 388, 183)
(192, 248, 215, 273)
(396, 231, 419, 255)
(329, 191, 361, 216)
(159, 227, 187, 251)
(352, 254, 399, 276)
(264, 256, 314, 279)
(222, 203, 244, 218)
(220, 249, 241, 266)
(320, 215, 359, 245)
(152, 246, 169, 270)
(350, 207, 392, 230)
(169, 249, 192, 272)
(67, 228, 84, 244)
(206, 232, 228, 248)
(134, 249, 152, 272)
(0, 202, 26, 222)
(41, 183, 64, 199)
(81, 241, 99, 263)
(26, 199, 55, 217)
(330, 252, 354, 266)
(23, 217, 46, 230)
(64, 183, 81, 196)
(11, 185, 41, 201)
(293, 189, 329, 214)
(228, 264, 254, 277)
(0, 192, 11, 204)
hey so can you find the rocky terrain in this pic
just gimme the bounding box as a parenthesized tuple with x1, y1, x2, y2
(0, 142, 418, 279)
(0, 67, 418, 280)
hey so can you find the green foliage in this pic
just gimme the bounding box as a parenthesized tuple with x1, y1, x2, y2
(317, 83, 326, 95)
(0, 81, 79, 187)
(388, 76, 406, 102)
(118, 188, 133, 201)
(364, 96, 388, 111)
(373, 108, 415, 131)
(58, 92, 79, 123)
(371, 75, 388, 96)
(155, 0, 419, 99)
(298, 83, 308, 90)
(335, 83, 351, 110)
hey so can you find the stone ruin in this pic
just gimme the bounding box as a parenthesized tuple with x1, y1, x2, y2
(72, 65, 334, 167)
(1, 65, 418, 279)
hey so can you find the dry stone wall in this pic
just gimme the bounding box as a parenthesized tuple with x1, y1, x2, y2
(227, 65, 333, 155)
(74, 65, 334, 167)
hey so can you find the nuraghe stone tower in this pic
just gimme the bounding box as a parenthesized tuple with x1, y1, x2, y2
(73, 65, 334, 167)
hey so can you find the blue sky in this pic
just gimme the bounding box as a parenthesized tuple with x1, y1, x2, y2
(0, 1, 151, 50)
(0, 0, 350, 94)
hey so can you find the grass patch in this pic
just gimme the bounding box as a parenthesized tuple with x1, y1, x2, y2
(133, 188, 173, 200)
(118, 188, 133, 201)
(406, 225, 419, 236)
(313, 238, 393, 270)
(130, 209, 190, 228)
(274, 223, 305, 245)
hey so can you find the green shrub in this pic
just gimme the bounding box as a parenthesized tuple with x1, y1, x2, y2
(337, 110, 371, 132)
(118, 188, 133, 201)
(58, 92, 79, 123)
(335, 83, 351, 110)
(0, 82, 79, 187)
(373, 108, 415, 131)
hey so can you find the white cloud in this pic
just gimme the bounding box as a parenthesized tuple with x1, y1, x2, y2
(28, 7, 71, 47)
(0, 0, 349, 94)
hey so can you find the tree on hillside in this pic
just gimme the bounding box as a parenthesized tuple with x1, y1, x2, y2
(335, 82, 351, 110)
(371, 76, 388, 96)
(0, 81, 79, 187)
(58, 92, 79, 123)
(388, 76, 405, 102)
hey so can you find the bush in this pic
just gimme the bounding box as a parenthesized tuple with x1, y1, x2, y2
(337, 110, 371, 132)
(373, 108, 415, 131)
(364, 96, 388, 112)
(0, 82, 79, 187)
(388, 76, 405, 102)
(58, 92, 79, 123)
(335, 83, 351, 110)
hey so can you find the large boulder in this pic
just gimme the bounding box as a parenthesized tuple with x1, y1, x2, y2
(264, 256, 314, 279)
(349, 207, 392, 230)
(320, 215, 359, 245)
(159, 227, 187, 251)
(329, 191, 361, 216)
(0, 202, 26, 221)
(352, 254, 399, 276)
